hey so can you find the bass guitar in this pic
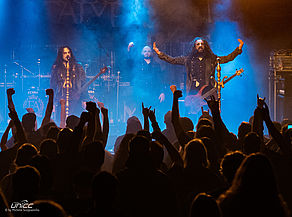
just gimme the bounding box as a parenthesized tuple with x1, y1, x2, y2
(184, 68, 244, 114)
(60, 66, 108, 128)
(71, 66, 108, 100)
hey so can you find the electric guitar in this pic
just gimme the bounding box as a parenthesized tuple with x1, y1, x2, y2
(71, 66, 108, 100)
(184, 68, 244, 114)
(59, 66, 108, 127)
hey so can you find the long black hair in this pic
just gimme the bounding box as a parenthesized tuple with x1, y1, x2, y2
(186, 37, 215, 67)
(53, 46, 77, 71)
(189, 37, 215, 58)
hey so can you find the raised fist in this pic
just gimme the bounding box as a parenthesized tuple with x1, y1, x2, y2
(174, 90, 183, 99)
(170, 85, 177, 93)
(86, 101, 98, 113)
(7, 88, 15, 96)
(46, 89, 54, 96)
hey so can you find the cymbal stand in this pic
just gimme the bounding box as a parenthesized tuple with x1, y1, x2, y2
(4, 65, 7, 122)
(107, 65, 111, 93)
(116, 71, 120, 121)
(21, 67, 24, 92)
(13, 61, 34, 93)
(37, 59, 41, 89)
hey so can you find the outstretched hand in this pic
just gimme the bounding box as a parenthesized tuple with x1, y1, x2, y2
(153, 42, 161, 55)
(205, 95, 220, 114)
(159, 93, 165, 103)
(127, 42, 134, 52)
(170, 85, 177, 94)
(46, 88, 54, 96)
(238, 39, 244, 50)
(7, 88, 15, 96)
(201, 107, 210, 117)
(142, 103, 151, 117)
(149, 108, 156, 123)
(26, 108, 35, 113)
(174, 90, 183, 99)
(257, 94, 266, 109)
(86, 101, 99, 114)
(97, 102, 108, 115)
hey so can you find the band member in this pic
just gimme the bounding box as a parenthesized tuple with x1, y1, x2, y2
(129, 43, 165, 102)
(124, 42, 167, 121)
(153, 38, 244, 95)
(50, 46, 86, 116)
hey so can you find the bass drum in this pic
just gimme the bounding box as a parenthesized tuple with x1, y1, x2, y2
(23, 88, 44, 118)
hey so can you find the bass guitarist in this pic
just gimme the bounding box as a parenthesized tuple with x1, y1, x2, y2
(153, 37, 244, 111)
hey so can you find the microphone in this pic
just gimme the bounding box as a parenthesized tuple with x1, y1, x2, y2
(216, 57, 220, 63)
(67, 56, 71, 61)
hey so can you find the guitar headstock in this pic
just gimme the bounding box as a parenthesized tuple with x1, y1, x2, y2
(236, 68, 244, 76)
(99, 66, 109, 75)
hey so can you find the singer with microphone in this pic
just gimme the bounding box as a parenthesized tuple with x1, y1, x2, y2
(153, 38, 244, 97)
(50, 46, 86, 120)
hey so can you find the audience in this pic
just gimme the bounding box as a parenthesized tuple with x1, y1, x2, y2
(0, 87, 291, 217)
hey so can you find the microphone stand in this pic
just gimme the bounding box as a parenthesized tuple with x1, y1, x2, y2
(214, 59, 225, 112)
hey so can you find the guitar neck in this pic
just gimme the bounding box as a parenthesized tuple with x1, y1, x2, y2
(82, 72, 102, 91)
(199, 69, 242, 99)
(200, 87, 217, 99)
(223, 73, 237, 85)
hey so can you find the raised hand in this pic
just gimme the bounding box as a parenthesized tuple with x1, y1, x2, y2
(174, 90, 182, 99)
(46, 88, 54, 96)
(7, 88, 15, 96)
(238, 38, 244, 50)
(201, 107, 210, 117)
(153, 42, 161, 55)
(97, 101, 108, 114)
(205, 95, 220, 114)
(142, 102, 151, 117)
(86, 101, 99, 114)
(148, 109, 156, 123)
(257, 94, 266, 109)
(128, 42, 134, 52)
(26, 108, 35, 113)
(158, 93, 165, 103)
(97, 101, 105, 109)
(7, 88, 16, 110)
(101, 107, 108, 115)
(170, 85, 177, 94)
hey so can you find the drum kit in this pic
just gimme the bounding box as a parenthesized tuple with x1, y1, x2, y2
(0, 61, 50, 122)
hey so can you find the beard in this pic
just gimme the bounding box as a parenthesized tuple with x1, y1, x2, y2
(197, 47, 204, 52)
(193, 48, 207, 58)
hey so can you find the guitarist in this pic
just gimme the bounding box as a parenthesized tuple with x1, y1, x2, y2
(153, 38, 244, 98)
(50, 46, 86, 117)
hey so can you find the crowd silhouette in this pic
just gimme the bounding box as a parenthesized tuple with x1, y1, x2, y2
(0, 86, 291, 217)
